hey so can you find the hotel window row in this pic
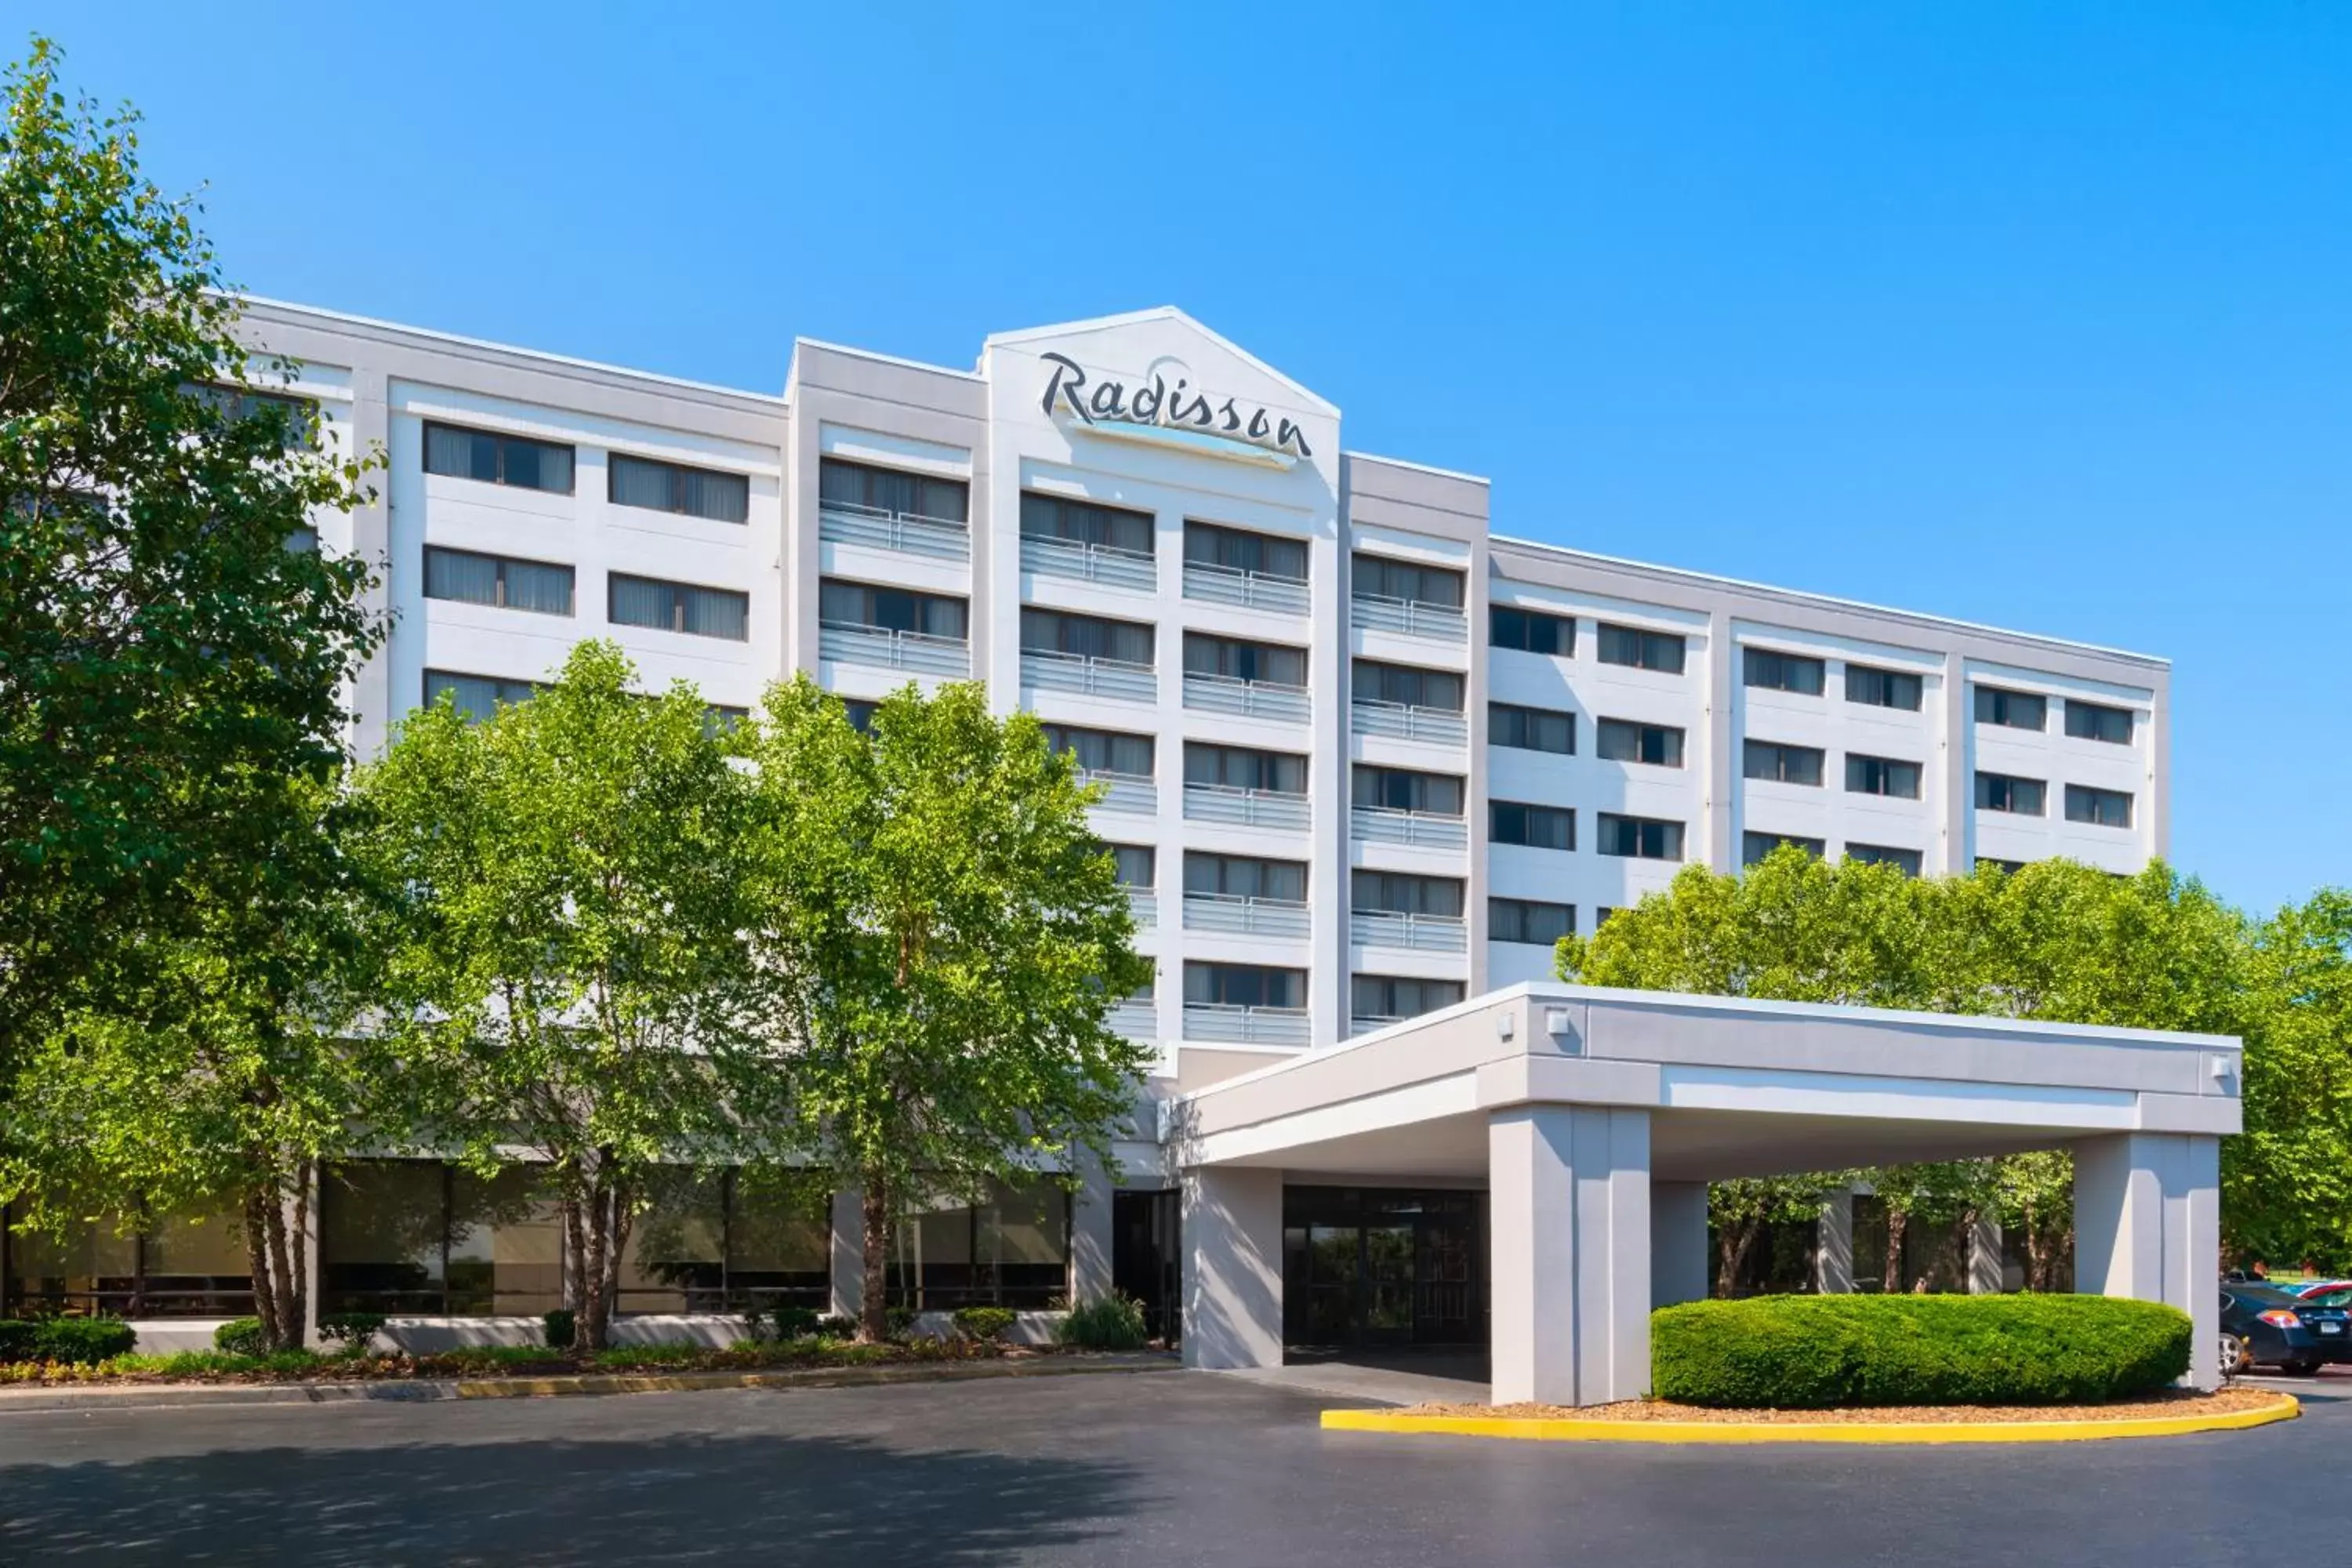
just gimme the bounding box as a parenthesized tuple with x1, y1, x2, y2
(423, 544, 749, 642)
(424, 419, 750, 522)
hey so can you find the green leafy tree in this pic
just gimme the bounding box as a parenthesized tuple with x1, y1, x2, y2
(0, 38, 382, 1074)
(1709, 1174, 1846, 1297)
(351, 643, 779, 1350)
(738, 678, 1153, 1342)
(2232, 892, 2352, 1273)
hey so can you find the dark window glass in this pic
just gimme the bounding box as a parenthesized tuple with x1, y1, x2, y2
(887, 1178, 1069, 1311)
(1185, 632, 1307, 688)
(1743, 739, 1824, 785)
(1352, 552, 1464, 608)
(1185, 520, 1306, 582)
(1974, 687, 2047, 731)
(840, 698, 878, 733)
(1845, 753, 1922, 799)
(1846, 844, 1923, 877)
(1184, 962, 1306, 1009)
(818, 457, 968, 523)
(1351, 764, 1465, 816)
(1042, 724, 1154, 778)
(1491, 702, 1575, 755)
(424, 670, 537, 724)
(1491, 800, 1574, 850)
(1352, 870, 1464, 917)
(1976, 856, 2029, 875)
(1601, 718, 1687, 768)
(1743, 648, 1826, 695)
(818, 579, 967, 641)
(1352, 974, 1466, 1020)
(1595, 623, 1686, 673)
(1846, 665, 1923, 710)
(1020, 491, 1155, 555)
(1186, 852, 1308, 902)
(1109, 845, 1156, 887)
(1185, 742, 1307, 796)
(1353, 659, 1465, 713)
(608, 453, 750, 523)
(1975, 772, 2047, 815)
(1490, 604, 1574, 655)
(1743, 831, 1826, 866)
(1020, 607, 1154, 666)
(1595, 906, 1619, 928)
(2064, 702, 2134, 745)
(1490, 897, 1574, 946)
(2064, 784, 2135, 828)
(423, 421, 575, 493)
(191, 382, 313, 448)
(612, 573, 752, 641)
(422, 546, 575, 615)
(1597, 813, 1685, 860)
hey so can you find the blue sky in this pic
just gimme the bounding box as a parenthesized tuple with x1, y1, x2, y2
(34, 4, 2351, 914)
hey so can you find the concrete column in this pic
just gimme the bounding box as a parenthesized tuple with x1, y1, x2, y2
(1967, 1215, 2005, 1294)
(2075, 1132, 2221, 1389)
(1180, 1166, 1283, 1370)
(1489, 1105, 1651, 1406)
(1069, 1163, 1116, 1306)
(1814, 1185, 1856, 1294)
(828, 1189, 864, 1321)
(296, 1164, 323, 1348)
(1650, 1180, 1711, 1308)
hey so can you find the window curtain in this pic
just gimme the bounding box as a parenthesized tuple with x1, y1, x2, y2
(610, 574, 671, 630)
(503, 560, 574, 616)
(423, 547, 499, 606)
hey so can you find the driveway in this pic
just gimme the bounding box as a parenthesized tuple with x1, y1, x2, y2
(0, 1370, 2344, 1566)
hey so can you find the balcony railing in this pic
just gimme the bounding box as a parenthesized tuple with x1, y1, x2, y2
(1079, 770, 1156, 815)
(1110, 999, 1159, 1040)
(1021, 649, 1156, 703)
(1126, 888, 1158, 931)
(818, 499, 970, 561)
(819, 621, 971, 678)
(1183, 561, 1311, 616)
(1350, 806, 1468, 851)
(1020, 534, 1157, 593)
(1352, 592, 1468, 643)
(1183, 783, 1312, 833)
(1182, 1003, 1312, 1047)
(1352, 698, 1468, 746)
(1349, 909, 1468, 953)
(1183, 892, 1311, 939)
(1183, 671, 1310, 725)
(1351, 1014, 1403, 1039)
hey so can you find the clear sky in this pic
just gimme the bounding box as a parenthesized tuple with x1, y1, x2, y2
(32, 3, 2351, 915)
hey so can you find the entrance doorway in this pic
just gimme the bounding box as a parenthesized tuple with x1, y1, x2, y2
(1112, 1189, 1179, 1342)
(1281, 1187, 1483, 1351)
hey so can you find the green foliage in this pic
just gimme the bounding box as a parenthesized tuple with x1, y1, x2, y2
(814, 1315, 858, 1340)
(886, 1305, 916, 1340)
(1057, 1294, 1149, 1351)
(541, 1309, 575, 1349)
(1651, 1294, 2192, 1408)
(770, 1305, 822, 1340)
(212, 1317, 267, 1356)
(0, 1317, 136, 1363)
(953, 1306, 1018, 1342)
(99, 1348, 324, 1377)
(2232, 892, 2352, 1273)
(315, 1313, 384, 1352)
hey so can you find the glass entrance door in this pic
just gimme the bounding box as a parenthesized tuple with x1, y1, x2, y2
(1282, 1187, 1484, 1349)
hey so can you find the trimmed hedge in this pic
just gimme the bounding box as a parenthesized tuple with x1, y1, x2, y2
(1651, 1294, 2192, 1408)
(212, 1317, 268, 1356)
(0, 1318, 138, 1364)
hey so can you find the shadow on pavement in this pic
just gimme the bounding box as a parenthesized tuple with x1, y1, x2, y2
(0, 1429, 1145, 1566)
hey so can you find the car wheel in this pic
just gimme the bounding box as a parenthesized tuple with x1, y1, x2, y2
(2220, 1333, 2249, 1377)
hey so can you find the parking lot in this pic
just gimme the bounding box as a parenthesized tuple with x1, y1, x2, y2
(1, 1370, 2345, 1566)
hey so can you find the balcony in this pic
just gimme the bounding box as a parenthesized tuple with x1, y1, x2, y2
(1351, 1014, 1403, 1039)
(1349, 909, 1468, 953)
(819, 620, 970, 678)
(1183, 671, 1310, 725)
(1352, 698, 1468, 747)
(1350, 807, 1468, 851)
(818, 499, 969, 561)
(1021, 649, 1156, 704)
(1184, 561, 1310, 616)
(1079, 770, 1156, 816)
(1126, 888, 1158, 931)
(1352, 592, 1468, 643)
(1109, 998, 1159, 1040)
(1184, 783, 1312, 833)
(1021, 534, 1157, 594)
(1182, 1003, 1312, 1047)
(1183, 892, 1312, 940)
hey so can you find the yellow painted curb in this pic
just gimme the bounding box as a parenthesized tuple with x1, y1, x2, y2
(1319, 1393, 2300, 1445)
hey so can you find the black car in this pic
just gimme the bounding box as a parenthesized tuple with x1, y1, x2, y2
(2219, 1283, 2352, 1376)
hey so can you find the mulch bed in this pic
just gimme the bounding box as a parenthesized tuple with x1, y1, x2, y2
(1403, 1387, 2286, 1424)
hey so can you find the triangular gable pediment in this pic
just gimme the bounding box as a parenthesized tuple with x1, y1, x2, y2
(982, 307, 1338, 419)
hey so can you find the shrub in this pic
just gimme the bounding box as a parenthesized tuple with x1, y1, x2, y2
(0, 1319, 138, 1364)
(316, 1313, 386, 1352)
(542, 1308, 575, 1349)
(813, 1315, 858, 1339)
(771, 1305, 822, 1341)
(953, 1306, 1018, 1343)
(885, 1305, 916, 1340)
(1057, 1294, 1149, 1352)
(1650, 1294, 2194, 1409)
(212, 1317, 268, 1356)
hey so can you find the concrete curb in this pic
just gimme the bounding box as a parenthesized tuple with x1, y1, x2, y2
(0, 1352, 1180, 1414)
(1319, 1392, 2303, 1445)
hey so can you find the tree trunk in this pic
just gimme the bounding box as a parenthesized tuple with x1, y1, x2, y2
(1716, 1218, 1759, 1297)
(1882, 1207, 1908, 1294)
(563, 1152, 629, 1352)
(860, 1181, 892, 1343)
(241, 1163, 308, 1352)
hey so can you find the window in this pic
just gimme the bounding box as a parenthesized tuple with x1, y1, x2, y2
(1185, 742, 1307, 796)
(1744, 739, 1824, 786)
(1596, 622, 1686, 673)
(840, 698, 878, 733)
(608, 453, 750, 524)
(1976, 856, 2029, 875)
(425, 670, 536, 724)
(819, 579, 966, 641)
(1043, 724, 1154, 778)
(1595, 907, 1619, 928)
(1974, 687, 2046, 731)
(1601, 719, 1687, 768)
(1185, 520, 1305, 582)
(1020, 607, 1153, 666)
(1490, 604, 1574, 655)
(1490, 897, 1574, 946)
(612, 573, 751, 641)
(622, 1168, 830, 1313)
(192, 382, 313, 448)
(1352, 552, 1464, 608)
(1846, 844, 1923, 877)
(889, 1178, 1070, 1311)
(1491, 702, 1575, 755)
(4, 1189, 252, 1318)
(1108, 845, 1156, 887)
(1846, 665, 1923, 711)
(818, 457, 968, 523)
(423, 421, 574, 493)
(1185, 962, 1306, 1010)
(1744, 648, 1826, 695)
(1354, 659, 1464, 712)
(1845, 753, 1922, 799)
(704, 705, 749, 735)
(1186, 852, 1308, 902)
(1352, 870, 1464, 917)
(321, 1161, 564, 1316)
(1975, 772, 2046, 815)
(1743, 831, 1824, 866)
(1185, 632, 1307, 688)
(1352, 974, 1465, 1021)
(1020, 492, 1154, 555)
(1491, 800, 1574, 851)
(2064, 784, 2135, 829)
(1352, 765, 1465, 817)
(2064, 701, 2134, 745)
(1597, 813, 1684, 860)
(422, 546, 574, 615)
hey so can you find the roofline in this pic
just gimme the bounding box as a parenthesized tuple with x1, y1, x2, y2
(1489, 532, 2171, 670)
(789, 336, 985, 383)
(1341, 449, 1493, 486)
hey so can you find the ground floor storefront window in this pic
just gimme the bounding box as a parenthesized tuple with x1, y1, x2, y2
(1281, 1187, 1484, 1349)
(2, 1196, 253, 1318)
(887, 1179, 1070, 1310)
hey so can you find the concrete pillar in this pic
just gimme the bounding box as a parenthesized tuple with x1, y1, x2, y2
(2075, 1132, 2221, 1390)
(1489, 1105, 1651, 1406)
(1814, 1185, 1856, 1294)
(828, 1189, 864, 1321)
(296, 1164, 323, 1348)
(1967, 1216, 2005, 1294)
(1180, 1166, 1283, 1370)
(1650, 1180, 1711, 1308)
(1070, 1162, 1116, 1306)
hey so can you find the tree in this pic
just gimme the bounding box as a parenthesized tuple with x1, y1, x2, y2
(1709, 1174, 1846, 1297)
(351, 643, 779, 1351)
(738, 678, 1152, 1342)
(2230, 892, 2352, 1273)
(0, 38, 382, 1076)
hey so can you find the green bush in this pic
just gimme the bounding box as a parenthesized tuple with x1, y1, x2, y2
(771, 1305, 822, 1341)
(212, 1317, 268, 1356)
(0, 1318, 138, 1364)
(316, 1312, 386, 1352)
(1650, 1294, 2193, 1409)
(813, 1314, 858, 1339)
(1056, 1294, 1149, 1352)
(953, 1306, 1018, 1342)
(885, 1305, 916, 1340)
(542, 1308, 575, 1349)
